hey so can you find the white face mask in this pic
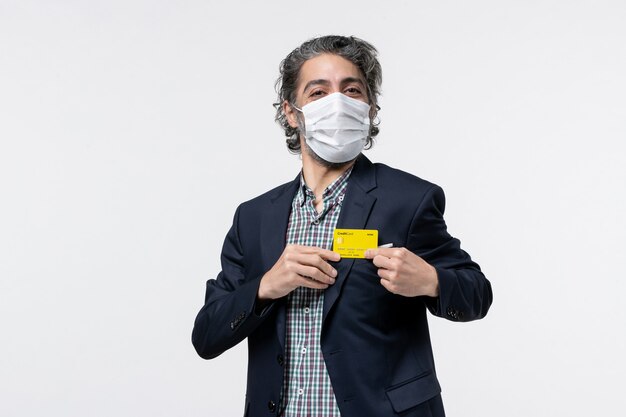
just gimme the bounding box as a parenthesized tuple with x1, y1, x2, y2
(294, 92, 371, 164)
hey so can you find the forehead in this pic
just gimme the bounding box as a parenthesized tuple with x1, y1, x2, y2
(297, 53, 364, 91)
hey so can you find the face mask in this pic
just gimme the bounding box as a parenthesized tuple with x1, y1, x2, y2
(293, 92, 371, 164)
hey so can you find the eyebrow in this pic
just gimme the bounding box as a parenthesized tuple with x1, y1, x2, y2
(302, 77, 366, 93)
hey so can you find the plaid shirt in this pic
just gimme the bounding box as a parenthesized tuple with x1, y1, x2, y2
(279, 167, 352, 417)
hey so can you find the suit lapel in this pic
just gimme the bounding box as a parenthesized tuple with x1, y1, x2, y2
(260, 178, 299, 270)
(260, 176, 299, 351)
(323, 155, 377, 322)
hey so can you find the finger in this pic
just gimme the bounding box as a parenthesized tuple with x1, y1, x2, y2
(309, 247, 341, 262)
(289, 245, 341, 261)
(297, 253, 338, 278)
(377, 268, 393, 281)
(364, 248, 377, 259)
(298, 276, 330, 290)
(296, 265, 336, 285)
(366, 247, 402, 259)
(379, 278, 396, 294)
(378, 268, 401, 285)
(372, 254, 395, 270)
(318, 248, 341, 262)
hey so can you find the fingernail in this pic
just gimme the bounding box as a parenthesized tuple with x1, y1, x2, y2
(364, 250, 371, 258)
(329, 278, 336, 284)
(332, 269, 337, 277)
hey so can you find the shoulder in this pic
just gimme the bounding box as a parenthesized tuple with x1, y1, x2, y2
(371, 161, 442, 196)
(366, 160, 448, 219)
(235, 177, 298, 216)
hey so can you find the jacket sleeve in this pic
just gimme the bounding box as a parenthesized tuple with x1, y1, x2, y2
(407, 185, 493, 322)
(191, 206, 276, 359)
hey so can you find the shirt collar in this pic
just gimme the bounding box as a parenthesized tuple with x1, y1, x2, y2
(297, 166, 353, 207)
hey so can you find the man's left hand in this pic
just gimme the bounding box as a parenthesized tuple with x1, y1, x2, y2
(364, 248, 439, 298)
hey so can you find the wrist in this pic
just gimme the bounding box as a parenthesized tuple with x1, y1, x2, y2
(428, 265, 440, 297)
(257, 283, 271, 301)
(257, 273, 276, 301)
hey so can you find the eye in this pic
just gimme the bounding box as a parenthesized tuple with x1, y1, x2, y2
(344, 86, 363, 96)
(309, 89, 327, 99)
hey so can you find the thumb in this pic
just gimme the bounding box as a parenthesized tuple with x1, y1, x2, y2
(364, 249, 378, 259)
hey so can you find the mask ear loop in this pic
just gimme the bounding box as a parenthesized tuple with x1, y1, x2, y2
(289, 103, 306, 135)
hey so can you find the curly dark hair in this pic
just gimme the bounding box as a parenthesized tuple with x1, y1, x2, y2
(274, 35, 383, 153)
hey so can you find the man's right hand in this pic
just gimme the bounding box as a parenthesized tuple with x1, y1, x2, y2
(257, 245, 340, 300)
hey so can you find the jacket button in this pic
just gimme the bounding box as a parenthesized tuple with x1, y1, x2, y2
(277, 354, 284, 366)
(268, 400, 276, 412)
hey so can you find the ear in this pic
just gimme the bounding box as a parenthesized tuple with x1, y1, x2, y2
(283, 100, 299, 128)
(368, 101, 379, 118)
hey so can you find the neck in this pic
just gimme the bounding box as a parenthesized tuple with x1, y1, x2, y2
(301, 147, 356, 200)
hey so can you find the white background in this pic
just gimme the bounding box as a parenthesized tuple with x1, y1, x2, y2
(1, 1, 625, 416)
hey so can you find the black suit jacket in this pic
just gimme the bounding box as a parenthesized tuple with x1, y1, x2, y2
(192, 155, 493, 417)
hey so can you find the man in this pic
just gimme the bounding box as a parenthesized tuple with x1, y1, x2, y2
(192, 35, 492, 417)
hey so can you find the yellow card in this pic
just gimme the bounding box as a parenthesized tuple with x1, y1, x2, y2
(333, 229, 378, 258)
